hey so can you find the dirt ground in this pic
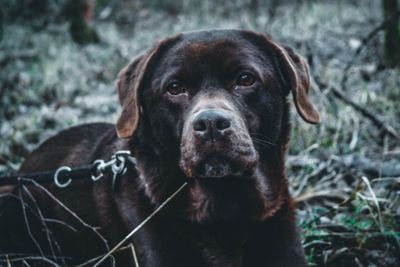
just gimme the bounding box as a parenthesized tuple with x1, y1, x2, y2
(0, 1, 399, 266)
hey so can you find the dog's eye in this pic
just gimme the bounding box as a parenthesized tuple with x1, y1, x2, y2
(166, 81, 186, 95)
(237, 73, 256, 87)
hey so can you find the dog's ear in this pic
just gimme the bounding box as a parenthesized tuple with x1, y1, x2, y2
(116, 39, 174, 139)
(263, 36, 320, 124)
(116, 50, 152, 139)
(116, 54, 145, 106)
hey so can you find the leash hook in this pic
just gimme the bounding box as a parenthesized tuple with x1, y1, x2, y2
(111, 151, 131, 192)
(91, 159, 106, 181)
(54, 166, 72, 188)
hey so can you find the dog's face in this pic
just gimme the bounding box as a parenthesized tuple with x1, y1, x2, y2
(116, 30, 319, 222)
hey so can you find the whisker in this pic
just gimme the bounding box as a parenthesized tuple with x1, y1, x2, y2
(251, 137, 277, 147)
(252, 139, 273, 149)
(249, 133, 276, 143)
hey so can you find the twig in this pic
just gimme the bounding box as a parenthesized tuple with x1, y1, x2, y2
(341, 9, 400, 90)
(6, 255, 11, 267)
(19, 178, 111, 253)
(74, 244, 132, 267)
(330, 87, 399, 140)
(306, 231, 396, 239)
(360, 176, 384, 231)
(0, 253, 71, 260)
(319, 10, 400, 141)
(92, 182, 188, 267)
(17, 184, 45, 258)
(0, 256, 62, 266)
(315, 77, 400, 140)
(22, 185, 66, 265)
(130, 242, 140, 267)
(22, 185, 62, 264)
(296, 189, 348, 203)
(293, 162, 327, 198)
(43, 218, 78, 233)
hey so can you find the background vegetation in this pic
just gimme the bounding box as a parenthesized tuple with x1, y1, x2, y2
(0, 0, 399, 266)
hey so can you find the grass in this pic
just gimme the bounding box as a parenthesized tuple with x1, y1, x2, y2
(1, 0, 399, 266)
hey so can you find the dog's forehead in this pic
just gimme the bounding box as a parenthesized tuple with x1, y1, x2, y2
(161, 30, 269, 66)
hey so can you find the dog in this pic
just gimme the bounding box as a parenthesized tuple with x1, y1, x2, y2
(0, 29, 320, 266)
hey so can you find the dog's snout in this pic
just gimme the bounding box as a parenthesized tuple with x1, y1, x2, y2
(193, 110, 231, 141)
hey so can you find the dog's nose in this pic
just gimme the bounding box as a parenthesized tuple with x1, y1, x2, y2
(193, 110, 231, 141)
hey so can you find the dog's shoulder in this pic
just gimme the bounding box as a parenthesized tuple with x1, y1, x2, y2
(20, 123, 117, 172)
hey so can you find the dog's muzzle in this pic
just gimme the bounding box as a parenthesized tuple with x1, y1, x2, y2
(192, 109, 232, 143)
(180, 103, 258, 179)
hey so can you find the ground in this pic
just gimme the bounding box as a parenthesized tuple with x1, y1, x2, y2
(0, 1, 399, 266)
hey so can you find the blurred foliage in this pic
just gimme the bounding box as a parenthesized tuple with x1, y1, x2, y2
(1, 0, 68, 27)
(64, 0, 100, 44)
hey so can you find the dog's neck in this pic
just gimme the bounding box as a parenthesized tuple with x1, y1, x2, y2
(123, 133, 304, 266)
(129, 193, 301, 267)
(130, 135, 290, 219)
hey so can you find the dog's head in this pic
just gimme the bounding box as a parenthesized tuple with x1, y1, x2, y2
(116, 30, 319, 222)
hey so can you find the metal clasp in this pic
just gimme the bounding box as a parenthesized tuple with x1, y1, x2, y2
(91, 159, 106, 181)
(110, 151, 132, 192)
(54, 166, 72, 188)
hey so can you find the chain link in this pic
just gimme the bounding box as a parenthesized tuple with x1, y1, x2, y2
(53, 151, 135, 188)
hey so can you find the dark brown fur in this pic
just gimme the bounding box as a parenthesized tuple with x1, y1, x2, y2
(0, 30, 320, 266)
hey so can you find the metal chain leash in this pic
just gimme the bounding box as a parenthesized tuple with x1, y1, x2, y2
(0, 150, 137, 189)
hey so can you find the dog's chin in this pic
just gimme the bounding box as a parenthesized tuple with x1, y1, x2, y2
(181, 154, 256, 179)
(181, 155, 268, 223)
(186, 176, 266, 223)
(195, 156, 242, 178)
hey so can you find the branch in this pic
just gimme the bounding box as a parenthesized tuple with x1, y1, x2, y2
(331, 87, 399, 140)
(341, 9, 400, 90)
(315, 78, 400, 140)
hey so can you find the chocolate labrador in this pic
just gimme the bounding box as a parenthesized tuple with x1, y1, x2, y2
(0, 29, 320, 266)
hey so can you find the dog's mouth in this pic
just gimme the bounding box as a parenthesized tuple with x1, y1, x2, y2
(195, 155, 241, 178)
(181, 153, 256, 179)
